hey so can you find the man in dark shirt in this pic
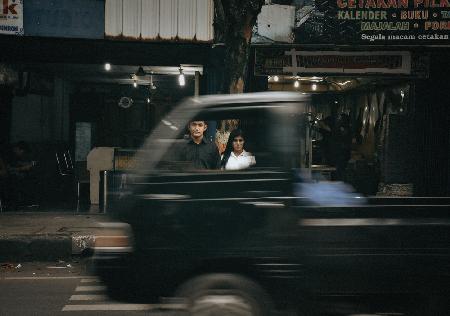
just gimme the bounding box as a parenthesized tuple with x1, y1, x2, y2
(178, 121, 221, 170)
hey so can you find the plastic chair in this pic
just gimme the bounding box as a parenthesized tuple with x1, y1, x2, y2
(56, 150, 83, 211)
(56, 150, 74, 176)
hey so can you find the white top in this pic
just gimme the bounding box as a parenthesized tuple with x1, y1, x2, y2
(224, 150, 256, 171)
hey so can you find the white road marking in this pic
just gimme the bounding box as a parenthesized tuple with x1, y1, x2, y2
(75, 285, 107, 292)
(80, 278, 101, 283)
(62, 303, 186, 311)
(47, 266, 69, 269)
(70, 294, 109, 301)
(4, 276, 92, 280)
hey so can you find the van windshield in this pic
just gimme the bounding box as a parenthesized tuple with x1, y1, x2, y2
(127, 101, 309, 174)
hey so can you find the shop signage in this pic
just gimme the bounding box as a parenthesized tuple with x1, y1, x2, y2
(253, 1, 450, 45)
(0, 0, 23, 35)
(254, 48, 414, 76)
(23, 0, 104, 39)
(331, 0, 450, 44)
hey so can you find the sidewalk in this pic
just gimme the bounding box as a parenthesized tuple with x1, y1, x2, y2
(0, 211, 112, 261)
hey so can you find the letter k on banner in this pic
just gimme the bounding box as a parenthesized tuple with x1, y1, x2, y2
(3, 0, 18, 15)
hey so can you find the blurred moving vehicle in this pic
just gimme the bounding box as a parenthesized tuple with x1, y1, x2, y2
(93, 92, 450, 316)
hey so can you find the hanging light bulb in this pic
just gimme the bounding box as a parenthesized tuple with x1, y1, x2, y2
(149, 75, 156, 90)
(178, 68, 185, 86)
(133, 80, 138, 88)
(146, 97, 151, 104)
(104, 63, 111, 71)
(312, 83, 317, 91)
(294, 80, 300, 88)
(273, 75, 279, 82)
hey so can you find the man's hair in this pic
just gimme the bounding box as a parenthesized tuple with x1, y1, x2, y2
(189, 120, 207, 125)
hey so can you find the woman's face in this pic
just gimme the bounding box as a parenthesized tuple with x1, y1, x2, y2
(232, 136, 244, 153)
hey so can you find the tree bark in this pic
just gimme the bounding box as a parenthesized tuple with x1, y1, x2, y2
(213, 0, 265, 94)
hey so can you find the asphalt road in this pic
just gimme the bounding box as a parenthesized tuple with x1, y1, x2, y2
(0, 260, 429, 316)
(0, 260, 185, 316)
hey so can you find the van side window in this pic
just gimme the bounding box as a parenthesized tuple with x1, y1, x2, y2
(153, 104, 306, 173)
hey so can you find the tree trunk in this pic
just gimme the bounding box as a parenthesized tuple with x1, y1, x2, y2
(213, 0, 265, 94)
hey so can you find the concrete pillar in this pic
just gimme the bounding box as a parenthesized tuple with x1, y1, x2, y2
(86, 147, 115, 205)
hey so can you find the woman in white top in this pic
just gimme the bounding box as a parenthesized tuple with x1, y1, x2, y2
(220, 129, 256, 170)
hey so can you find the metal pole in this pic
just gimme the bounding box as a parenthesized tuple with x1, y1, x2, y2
(194, 71, 200, 97)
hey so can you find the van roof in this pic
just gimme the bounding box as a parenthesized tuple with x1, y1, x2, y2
(181, 92, 311, 109)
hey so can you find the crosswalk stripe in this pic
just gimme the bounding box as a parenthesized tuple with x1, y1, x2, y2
(80, 278, 101, 283)
(5, 276, 88, 280)
(62, 303, 186, 311)
(69, 294, 109, 301)
(75, 285, 107, 292)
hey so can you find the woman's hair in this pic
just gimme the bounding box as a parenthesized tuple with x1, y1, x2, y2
(220, 129, 245, 168)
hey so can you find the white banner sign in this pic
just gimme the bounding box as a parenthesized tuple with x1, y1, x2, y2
(284, 50, 412, 75)
(0, 0, 23, 35)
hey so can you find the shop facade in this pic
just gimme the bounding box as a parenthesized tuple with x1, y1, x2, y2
(247, 0, 450, 196)
(0, 0, 220, 209)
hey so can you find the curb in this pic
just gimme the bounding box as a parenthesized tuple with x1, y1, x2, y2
(0, 212, 108, 261)
(0, 232, 98, 261)
(0, 233, 72, 261)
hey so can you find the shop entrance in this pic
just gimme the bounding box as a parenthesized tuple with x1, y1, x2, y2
(2, 61, 204, 211)
(266, 75, 413, 196)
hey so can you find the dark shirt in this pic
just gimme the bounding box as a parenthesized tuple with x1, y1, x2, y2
(177, 137, 221, 170)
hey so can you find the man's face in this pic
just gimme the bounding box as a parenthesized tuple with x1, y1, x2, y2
(189, 121, 207, 139)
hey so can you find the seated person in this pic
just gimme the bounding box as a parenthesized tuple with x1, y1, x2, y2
(220, 129, 256, 171)
(6, 141, 38, 208)
(8, 142, 35, 176)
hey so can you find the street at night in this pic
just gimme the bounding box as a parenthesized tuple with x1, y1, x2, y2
(1, 0, 450, 315)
